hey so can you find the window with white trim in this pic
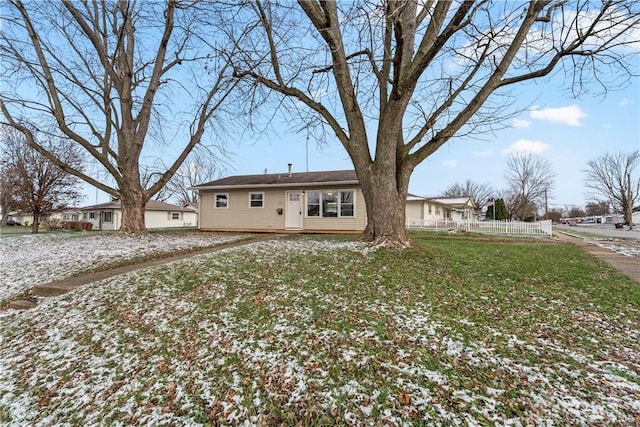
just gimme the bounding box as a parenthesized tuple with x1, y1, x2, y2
(215, 193, 229, 209)
(306, 190, 354, 218)
(171, 212, 181, 220)
(103, 211, 113, 223)
(249, 192, 264, 208)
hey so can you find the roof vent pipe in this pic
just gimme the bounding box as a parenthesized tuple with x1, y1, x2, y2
(288, 163, 292, 177)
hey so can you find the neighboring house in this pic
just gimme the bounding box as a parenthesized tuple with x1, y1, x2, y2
(7, 211, 33, 226)
(191, 169, 367, 233)
(405, 194, 453, 227)
(47, 209, 82, 223)
(426, 196, 479, 222)
(79, 199, 198, 231)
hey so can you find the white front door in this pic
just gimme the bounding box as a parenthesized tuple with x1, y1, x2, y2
(285, 191, 303, 229)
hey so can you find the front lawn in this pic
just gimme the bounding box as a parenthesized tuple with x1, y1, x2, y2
(0, 231, 249, 304)
(1, 232, 638, 425)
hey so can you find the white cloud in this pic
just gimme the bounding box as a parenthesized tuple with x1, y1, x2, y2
(511, 118, 532, 129)
(472, 150, 493, 157)
(529, 105, 587, 127)
(502, 139, 551, 155)
(617, 98, 632, 107)
(441, 160, 458, 168)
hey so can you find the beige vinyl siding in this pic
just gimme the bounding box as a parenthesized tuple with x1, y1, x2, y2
(198, 185, 366, 232)
(303, 186, 366, 232)
(199, 188, 286, 231)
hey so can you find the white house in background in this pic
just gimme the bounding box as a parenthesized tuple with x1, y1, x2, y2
(427, 196, 479, 222)
(79, 200, 198, 231)
(405, 194, 452, 227)
(405, 194, 479, 227)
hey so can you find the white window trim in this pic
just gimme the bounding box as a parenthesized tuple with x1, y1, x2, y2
(248, 191, 265, 209)
(103, 211, 113, 223)
(214, 192, 229, 209)
(305, 189, 355, 218)
(170, 212, 181, 220)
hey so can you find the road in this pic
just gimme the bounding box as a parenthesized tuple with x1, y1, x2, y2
(555, 224, 640, 241)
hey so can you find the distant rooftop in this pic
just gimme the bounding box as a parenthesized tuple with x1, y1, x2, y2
(80, 199, 196, 212)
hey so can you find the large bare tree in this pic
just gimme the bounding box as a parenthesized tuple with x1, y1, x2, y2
(441, 179, 494, 207)
(503, 154, 555, 220)
(229, 1, 639, 246)
(0, 0, 235, 233)
(1, 126, 85, 233)
(583, 151, 639, 229)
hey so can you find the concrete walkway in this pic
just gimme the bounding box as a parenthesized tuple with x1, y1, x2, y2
(7, 234, 284, 309)
(554, 231, 639, 283)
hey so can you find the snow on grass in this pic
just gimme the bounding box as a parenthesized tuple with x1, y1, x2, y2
(559, 230, 640, 258)
(0, 231, 246, 303)
(1, 234, 639, 425)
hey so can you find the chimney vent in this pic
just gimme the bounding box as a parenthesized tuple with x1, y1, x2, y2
(287, 163, 292, 177)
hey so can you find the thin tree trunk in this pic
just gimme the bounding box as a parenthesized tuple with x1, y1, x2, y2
(31, 210, 40, 234)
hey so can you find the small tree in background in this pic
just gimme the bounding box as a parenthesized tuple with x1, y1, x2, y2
(495, 199, 509, 221)
(503, 154, 555, 220)
(585, 200, 611, 216)
(583, 151, 639, 229)
(1, 126, 84, 233)
(0, 161, 19, 225)
(485, 198, 509, 221)
(546, 208, 564, 223)
(567, 206, 587, 218)
(441, 180, 494, 208)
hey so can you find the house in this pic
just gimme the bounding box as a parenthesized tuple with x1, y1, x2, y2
(79, 199, 198, 231)
(405, 195, 479, 227)
(191, 169, 366, 233)
(405, 194, 452, 227)
(426, 196, 479, 222)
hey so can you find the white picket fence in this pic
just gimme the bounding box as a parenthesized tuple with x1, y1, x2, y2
(406, 218, 553, 237)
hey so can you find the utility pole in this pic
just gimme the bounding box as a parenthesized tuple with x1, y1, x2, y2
(544, 188, 548, 220)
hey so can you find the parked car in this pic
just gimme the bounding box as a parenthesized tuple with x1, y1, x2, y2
(615, 223, 624, 229)
(6, 219, 22, 226)
(569, 221, 577, 226)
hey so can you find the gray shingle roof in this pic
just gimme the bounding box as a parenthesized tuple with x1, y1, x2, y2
(80, 200, 196, 212)
(192, 170, 358, 189)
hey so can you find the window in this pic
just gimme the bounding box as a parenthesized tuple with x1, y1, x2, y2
(306, 190, 354, 218)
(89, 212, 95, 219)
(215, 193, 229, 209)
(435, 207, 440, 215)
(428, 205, 432, 215)
(322, 192, 338, 217)
(249, 192, 264, 208)
(103, 211, 113, 223)
(307, 191, 320, 217)
(171, 212, 181, 220)
(340, 191, 354, 217)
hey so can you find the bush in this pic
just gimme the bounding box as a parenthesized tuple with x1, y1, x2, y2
(63, 221, 94, 231)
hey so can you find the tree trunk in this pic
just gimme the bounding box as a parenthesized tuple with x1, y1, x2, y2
(119, 190, 147, 234)
(31, 209, 40, 234)
(358, 163, 412, 248)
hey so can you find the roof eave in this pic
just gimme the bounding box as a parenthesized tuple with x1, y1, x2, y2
(190, 180, 360, 191)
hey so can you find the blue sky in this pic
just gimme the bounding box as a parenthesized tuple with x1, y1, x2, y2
(226, 76, 639, 210)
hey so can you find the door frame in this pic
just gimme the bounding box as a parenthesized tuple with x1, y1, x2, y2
(285, 190, 303, 230)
